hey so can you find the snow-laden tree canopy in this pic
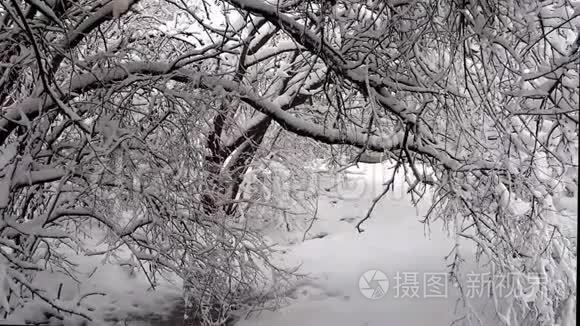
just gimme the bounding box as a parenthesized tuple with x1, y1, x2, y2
(0, 0, 577, 325)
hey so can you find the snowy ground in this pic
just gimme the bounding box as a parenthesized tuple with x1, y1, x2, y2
(237, 163, 482, 326)
(3, 163, 575, 326)
(2, 247, 183, 326)
(237, 162, 577, 326)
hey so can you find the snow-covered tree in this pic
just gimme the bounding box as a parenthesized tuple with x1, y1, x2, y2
(0, 0, 577, 325)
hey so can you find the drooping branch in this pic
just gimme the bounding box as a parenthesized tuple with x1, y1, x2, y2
(0, 59, 500, 175)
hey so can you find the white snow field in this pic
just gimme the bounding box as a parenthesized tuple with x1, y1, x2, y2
(237, 163, 485, 326)
(238, 162, 577, 326)
(1, 238, 183, 325)
(3, 163, 575, 326)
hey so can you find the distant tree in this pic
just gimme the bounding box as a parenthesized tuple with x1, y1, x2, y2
(0, 0, 577, 325)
